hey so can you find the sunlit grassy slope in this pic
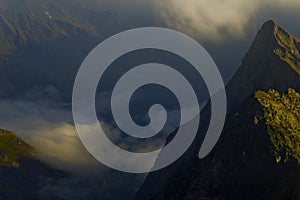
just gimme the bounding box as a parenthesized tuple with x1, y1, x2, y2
(0, 129, 34, 168)
(255, 88, 300, 163)
(274, 24, 300, 75)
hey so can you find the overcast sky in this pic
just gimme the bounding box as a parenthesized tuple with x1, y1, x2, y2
(104, 0, 300, 40)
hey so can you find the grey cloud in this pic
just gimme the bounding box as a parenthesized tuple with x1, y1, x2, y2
(159, 0, 300, 41)
(103, 0, 300, 41)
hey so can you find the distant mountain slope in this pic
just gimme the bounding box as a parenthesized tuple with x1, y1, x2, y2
(0, 0, 101, 54)
(0, 128, 67, 200)
(135, 20, 300, 200)
(0, 0, 132, 100)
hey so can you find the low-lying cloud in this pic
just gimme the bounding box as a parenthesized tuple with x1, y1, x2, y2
(0, 98, 167, 173)
(0, 99, 155, 198)
(0, 99, 99, 172)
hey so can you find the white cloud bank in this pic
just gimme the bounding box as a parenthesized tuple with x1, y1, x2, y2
(0, 100, 99, 172)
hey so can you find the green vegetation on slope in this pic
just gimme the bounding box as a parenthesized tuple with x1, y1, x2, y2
(0, 129, 34, 168)
(274, 24, 300, 75)
(255, 88, 300, 163)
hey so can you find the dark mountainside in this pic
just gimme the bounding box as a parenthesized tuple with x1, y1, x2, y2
(134, 20, 300, 200)
(0, 129, 67, 200)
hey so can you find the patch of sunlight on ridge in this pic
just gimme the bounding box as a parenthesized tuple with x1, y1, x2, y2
(255, 88, 300, 164)
(0, 129, 34, 168)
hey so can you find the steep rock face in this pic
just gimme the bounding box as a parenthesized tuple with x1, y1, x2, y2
(170, 98, 300, 199)
(227, 20, 300, 111)
(135, 20, 300, 200)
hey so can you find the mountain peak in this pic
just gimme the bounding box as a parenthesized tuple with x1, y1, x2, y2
(261, 19, 276, 30)
(258, 19, 300, 66)
(227, 20, 300, 111)
(258, 20, 289, 38)
(254, 20, 280, 47)
(257, 20, 277, 37)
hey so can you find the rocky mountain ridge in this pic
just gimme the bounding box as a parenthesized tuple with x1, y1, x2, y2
(134, 20, 300, 200)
